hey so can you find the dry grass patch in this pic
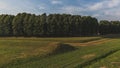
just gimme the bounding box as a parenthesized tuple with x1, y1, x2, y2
(100, 66, 107, 68)
(82, 54, 96, 59)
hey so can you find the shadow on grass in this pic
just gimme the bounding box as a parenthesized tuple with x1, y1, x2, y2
(48, 43, 77, 55)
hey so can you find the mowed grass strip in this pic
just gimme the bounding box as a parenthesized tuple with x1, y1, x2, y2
(85, 50, 120, 68)
(67, 38, 111, 46)
(0, 37, 102, 43)
(3, 39, 119, 68)
(85, 39, 120, 68)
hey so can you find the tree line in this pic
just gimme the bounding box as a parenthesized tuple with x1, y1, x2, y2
(0, 13, 119, 37)
(99, 20, 120, 35)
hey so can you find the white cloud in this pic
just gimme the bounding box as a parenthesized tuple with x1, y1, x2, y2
(107, 0, 120, 8)
(89, 0, 120, 11)
(0, 2, 7, 9)
(92, 14, 100, 17)
(60, 6, 84, 14)
(39, 6, 45, 10)
(104, 9, 120, 16)
(51, 0, 62, 4)
(0, 1, 12, 10)
(38, 4, 46, 10)
(83, 0, 120, 21)
(89, 2, 103, 10)
(0, 0, 43, 15)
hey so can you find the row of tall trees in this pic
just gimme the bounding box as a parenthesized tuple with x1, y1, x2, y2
(0, 13, 99, 37)
(99, 20, 120, 35)
(0, 13, 119, 37)
(0, 15, 14, 36)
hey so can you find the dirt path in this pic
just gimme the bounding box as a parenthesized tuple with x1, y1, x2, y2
(67, 38, 112, 46)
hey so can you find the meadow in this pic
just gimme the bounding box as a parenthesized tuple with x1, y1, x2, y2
(0, 36, 119, 68)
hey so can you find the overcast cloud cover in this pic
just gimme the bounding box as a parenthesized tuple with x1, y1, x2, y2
(0, 0, 120, 20)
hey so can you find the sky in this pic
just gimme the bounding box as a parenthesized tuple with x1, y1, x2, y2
(0, 0, 120, 21)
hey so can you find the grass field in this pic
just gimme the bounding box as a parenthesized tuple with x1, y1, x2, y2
(0, 36, 120, 68)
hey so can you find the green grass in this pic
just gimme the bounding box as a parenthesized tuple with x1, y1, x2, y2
(3, 39, 120, 68)
(0, 39, 50, 67)
(0, 36, 120, 68)
(85, 39, 120, 68)
(0, 37, 101, 43)
(0, 37, 102, 68)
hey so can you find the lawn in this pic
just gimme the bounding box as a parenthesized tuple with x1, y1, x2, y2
(0, 37, 101, 68)
(6, 39, 119, 68)
(85, 39, 120, 68)
(0, 36, 119, 68)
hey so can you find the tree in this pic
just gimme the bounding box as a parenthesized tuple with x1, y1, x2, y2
(40, 13, 48, 36)
(12, 13, 26, 36)
(110, 21, 120, 34)
(3, 15, 14, 36)
(99, 20, 111, 35)
(81, 16, 98, 36)
(0, 13, 116, 37)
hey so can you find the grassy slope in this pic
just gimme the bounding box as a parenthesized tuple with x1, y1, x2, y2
(4, 39, 120, 68)
(0, 37, 101, 68)
(85, 39, 120, 68)
(0, 39, 50, 67)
